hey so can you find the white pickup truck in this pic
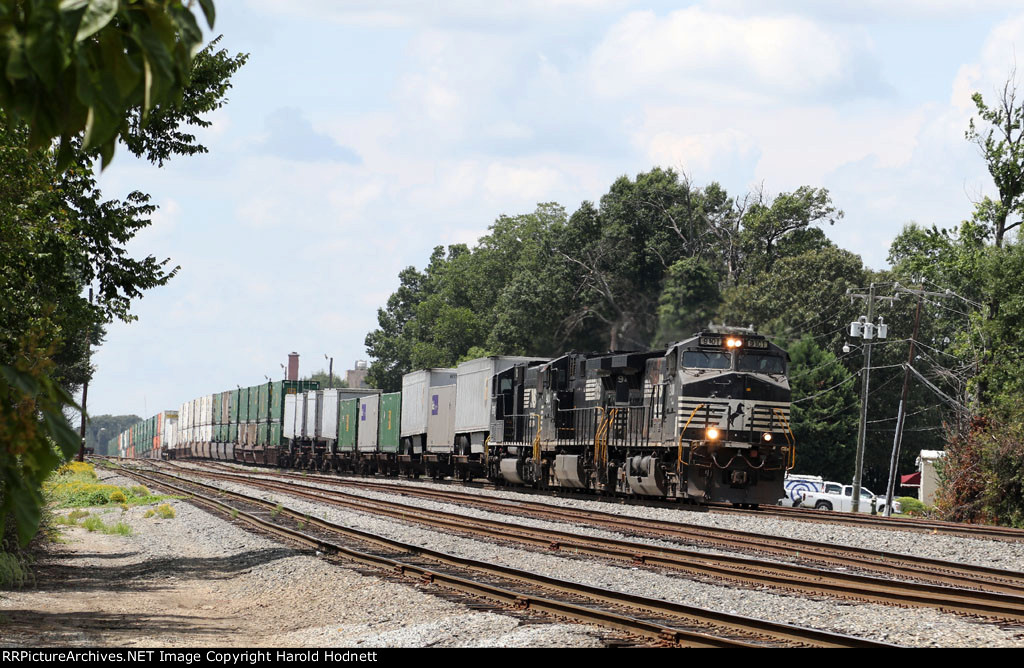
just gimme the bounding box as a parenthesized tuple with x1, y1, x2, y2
(798, 481, 901, 514)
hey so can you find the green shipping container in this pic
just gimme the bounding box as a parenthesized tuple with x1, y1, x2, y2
(378, 392, 401, 453)
(229, 388, 240, 423)
(213, 392, 223, 425)
(229, 423, 238, 443)
(239, 387, 250, 422)
(258, 383, 270, 421)
(257, 422, 268, 446)
(248, 384, 260, 423)
(338, 398, 359, 451)
(268, 421, 282, 447)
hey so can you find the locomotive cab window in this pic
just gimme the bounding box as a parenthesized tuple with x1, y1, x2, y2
(737, 353, 785, 374)
(681, 351, 731, 369)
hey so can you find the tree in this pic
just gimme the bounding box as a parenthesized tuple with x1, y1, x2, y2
(654, 257, 720, 346)
(787, 337, 859, 482)
(0, 0, 216, 166)
(0, 13, 246, 544)
(554, 168, 708, 350)
(737, 185, 841, 278)
(966, 73, 1024, 248)
(85, 413, 141, 454)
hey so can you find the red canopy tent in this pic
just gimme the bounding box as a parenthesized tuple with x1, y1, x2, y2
(900, 471, 921, 488)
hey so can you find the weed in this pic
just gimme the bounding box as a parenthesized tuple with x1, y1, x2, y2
(271, 504, 283, 518)
(0, 552, 31, 588)
(82, 516, 103, 532)
(107, 522, 132, 537)
(230, 508, 239, 519)
(143, 509, 155, 519)
(155, 504, 175, 519)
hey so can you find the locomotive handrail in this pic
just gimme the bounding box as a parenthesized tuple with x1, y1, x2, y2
(677, 403, 705, 468)
(771, 407, 796, 470)
(594, 407, 617, 475)
(532, 413, 542, 465)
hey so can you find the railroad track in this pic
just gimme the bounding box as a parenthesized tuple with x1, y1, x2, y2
(714, 503, 1024, 542)
(171, 459, 1024, 600)
(153, 459, 1024, 623)
(161, 454, 1024, 542)
(110, 461, 894, 648)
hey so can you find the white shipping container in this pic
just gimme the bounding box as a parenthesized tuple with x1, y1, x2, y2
(426, 384, 457, 452)
(401, 368, 457, 438)
(357, 395, 380, 452)
(454, 357, 548, 439)
(319, 389, 339, 441)
(304, 391, 318, 439)
(166, 417, 177, 452)
(162, 411, 178, 452)
(284, 394, 297, 440)
(202, 394, 214, 426)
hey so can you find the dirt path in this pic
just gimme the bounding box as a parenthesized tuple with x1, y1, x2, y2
(0, 495, 605, 648)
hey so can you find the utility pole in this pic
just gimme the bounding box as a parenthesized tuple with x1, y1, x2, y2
(325, 354, 334, 389)
(846, 282, 894, 512)
(77, 287, 93, 462)
(882, 285, 968, 515)
(884, 293, 922, 517)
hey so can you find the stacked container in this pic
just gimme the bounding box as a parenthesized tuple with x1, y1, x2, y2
(401, 368, 457, 454)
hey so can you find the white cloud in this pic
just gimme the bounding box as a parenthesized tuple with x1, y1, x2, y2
(589, 8, 881, 101)
(243, 0, 631, 29)
(483, 163, 565, 201)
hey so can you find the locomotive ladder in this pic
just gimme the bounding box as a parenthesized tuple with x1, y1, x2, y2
(771, 407, 796, 470)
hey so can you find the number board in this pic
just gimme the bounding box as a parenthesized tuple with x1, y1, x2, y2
(699, 335, 723, 347)
(746, 339, 769, 349)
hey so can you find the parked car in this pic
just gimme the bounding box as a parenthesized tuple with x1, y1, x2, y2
(799, 482, 902, 514)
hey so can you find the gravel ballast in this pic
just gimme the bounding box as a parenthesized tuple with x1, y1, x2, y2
(0, 469, 606, 648)
(166, 463, 1024, 648)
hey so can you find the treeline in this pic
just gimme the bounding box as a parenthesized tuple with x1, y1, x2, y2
(365, 81, 1024, 526)
(0, 1, 245, 547)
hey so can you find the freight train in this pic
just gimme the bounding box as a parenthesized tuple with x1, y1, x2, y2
(109, 326, 795, 506)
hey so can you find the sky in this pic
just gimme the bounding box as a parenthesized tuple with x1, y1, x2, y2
(87, 0, 1024, 419)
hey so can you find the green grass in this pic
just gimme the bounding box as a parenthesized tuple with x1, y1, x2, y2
(0, 552, 31, 588)
(79, 514, 133, 536)
(43, 462, 174, 508)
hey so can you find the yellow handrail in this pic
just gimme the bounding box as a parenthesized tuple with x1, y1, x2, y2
(594, 407, 618, 473)
(772, 407, 796, 469)
(677, 403, 705, 467)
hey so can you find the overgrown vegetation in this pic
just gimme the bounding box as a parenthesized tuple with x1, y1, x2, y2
(44, 462, 169, 508)
(0, 11, 246, 547)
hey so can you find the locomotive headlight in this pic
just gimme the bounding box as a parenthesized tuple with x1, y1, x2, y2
(706, 427, 720, 440)
(762, 432, 772, 442)
(726, 337, 743, 348)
